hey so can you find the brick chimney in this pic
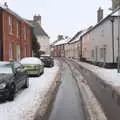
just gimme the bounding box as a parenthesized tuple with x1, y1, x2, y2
(97, 7, 103, 23)
(33, 15, 41, 24)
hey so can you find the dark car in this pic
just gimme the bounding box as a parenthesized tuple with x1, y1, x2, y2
(0, 61, 29, 101)
(40, 55, 54, 67)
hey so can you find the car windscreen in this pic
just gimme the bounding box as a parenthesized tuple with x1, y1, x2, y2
(0, 63, 13, 74)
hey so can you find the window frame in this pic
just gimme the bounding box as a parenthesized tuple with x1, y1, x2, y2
(8, 16, 13, 34)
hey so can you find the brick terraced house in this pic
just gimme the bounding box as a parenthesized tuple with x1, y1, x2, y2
(0, 3, 32, 61)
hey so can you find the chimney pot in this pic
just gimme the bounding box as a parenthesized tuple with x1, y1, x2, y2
(97, 7, 103, 23)
(33, 15, 41, 24)
(4, 2, 8, 8)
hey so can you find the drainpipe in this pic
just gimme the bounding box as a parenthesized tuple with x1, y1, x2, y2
(118, 15, 120, 72)
(109, 17, 115, 63)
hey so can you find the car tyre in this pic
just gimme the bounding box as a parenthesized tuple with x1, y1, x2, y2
(50, 63, 54, 67)
(8, 84, 15, 101)
(23, 77, 29, 88)
(42, 69, 44, 74)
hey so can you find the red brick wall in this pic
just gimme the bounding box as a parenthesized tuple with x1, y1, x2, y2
(2, 10, 32, 61)
(0, 9, 3, 60)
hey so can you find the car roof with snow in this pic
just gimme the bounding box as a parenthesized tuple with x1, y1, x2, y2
(20, 57, 42, 65)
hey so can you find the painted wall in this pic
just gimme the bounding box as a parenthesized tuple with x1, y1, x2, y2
(82, 32, 92, 61)
(36, 35, 50, 55)
(83, 17, 119, 64)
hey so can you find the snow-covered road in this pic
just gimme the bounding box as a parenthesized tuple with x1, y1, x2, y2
(0, 60, 59, 120)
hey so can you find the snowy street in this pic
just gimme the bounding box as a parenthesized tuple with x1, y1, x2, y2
(48, 59, 86, 120)
(49, 58, 120, 120)
(0, 60, 59, 120)
(48, 58, 106, 120)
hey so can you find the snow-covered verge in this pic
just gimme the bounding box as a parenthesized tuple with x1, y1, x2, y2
(73, 60, 120, 88)
(0, 60, 60, 120)
(69, 59, 120, 120)
(78, 80, 107, 120)
(67, 60, 107, 120)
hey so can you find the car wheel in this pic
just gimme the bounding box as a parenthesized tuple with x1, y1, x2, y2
(42, 69, 44, 74)
(23, 77, 29, 88)
(50, 63, 53, 67)
(8, 84, 15, 101)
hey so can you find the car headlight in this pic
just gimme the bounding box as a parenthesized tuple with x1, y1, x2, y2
(0, 82, 6, 89)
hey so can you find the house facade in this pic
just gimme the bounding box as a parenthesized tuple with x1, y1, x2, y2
(0, 5, 32, 61)
(82, 30, 92, 62)
(66, 31, 83, 59)
(28, 15, 50, 55)
(52, 37, 70, 57)
(81, 16, 118, 67)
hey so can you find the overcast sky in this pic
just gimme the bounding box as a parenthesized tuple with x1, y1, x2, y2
(1, 0, 111, 42)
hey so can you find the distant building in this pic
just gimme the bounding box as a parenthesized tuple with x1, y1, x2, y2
(28, 15, 50, 55)
(51, 37, 71, 57)
(0, 3, 32, 61)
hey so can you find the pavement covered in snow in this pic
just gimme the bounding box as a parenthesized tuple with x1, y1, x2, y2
(0, 60, 59, 120)
(74, 60, 120, 86)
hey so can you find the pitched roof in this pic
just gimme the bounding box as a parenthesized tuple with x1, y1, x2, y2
(54, 37, 71, 46)
(68, 30, 85, 43)
(81, 7, 120, 37)
(28, 21, 49, 38)
(0, 4, 32, 27)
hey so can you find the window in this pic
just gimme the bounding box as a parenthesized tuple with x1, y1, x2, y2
(24, 26, 26, 40)
(100, 48, 104, 58)
(16, 22, 19, 38)
(8, 16, 13, 34)
(9, 42, 13, 60)
(101, 29, 104, 37)
(100, 45, 107, 59)
(16, 44, 20, 60)
(24, 46, 27, 56)
(92, 50, 94, 58)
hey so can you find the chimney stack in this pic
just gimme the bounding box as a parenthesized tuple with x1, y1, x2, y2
(97, 7, 103, 23)
(33, 14, 41, 25)
(4, 2, 8, 8)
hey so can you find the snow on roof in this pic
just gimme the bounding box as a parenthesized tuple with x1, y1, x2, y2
(54, 37, 71, 46)
(28, 21, 49, 38)
(0, 60, 59, 120)
(69, 31, 82, 43)
(20, 57, 42, 65)
(69, 29, 89, 44)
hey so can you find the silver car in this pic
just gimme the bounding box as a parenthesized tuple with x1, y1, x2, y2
(20, 57, 44, 77)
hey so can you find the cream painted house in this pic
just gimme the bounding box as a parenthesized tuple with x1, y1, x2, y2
(28, 15, 50, 55)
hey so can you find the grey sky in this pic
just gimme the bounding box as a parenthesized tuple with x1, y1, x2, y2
(2, 0, 111, 42)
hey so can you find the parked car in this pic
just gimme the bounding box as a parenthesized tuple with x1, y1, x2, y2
(40, 55, 54, 67)
(20, 57, 44, 77)
(0, 61, 29, 101)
